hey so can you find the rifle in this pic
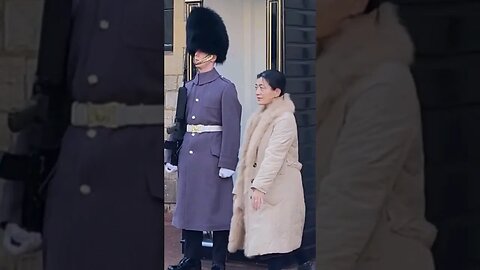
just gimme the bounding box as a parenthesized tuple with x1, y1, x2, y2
(0, 0, 71, 233)
(164, 49, 189, 166)
(0, 152, 42, 182)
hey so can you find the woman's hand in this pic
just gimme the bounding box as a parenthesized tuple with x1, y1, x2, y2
(251, 189, 265, 210)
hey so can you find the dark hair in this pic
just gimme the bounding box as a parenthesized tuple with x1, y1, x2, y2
(256, 69, 286, 96)
(364, 0, 382, 14)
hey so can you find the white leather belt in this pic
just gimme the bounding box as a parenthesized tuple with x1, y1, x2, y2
(70, 102, 164, 128)
(187, 124, 222, 133)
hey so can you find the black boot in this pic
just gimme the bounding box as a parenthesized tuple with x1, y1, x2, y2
(171, 230, 203, 270)
(167, 257, 201, 270)
(267, 256, 284, 270)
(211, 231, 229, 270)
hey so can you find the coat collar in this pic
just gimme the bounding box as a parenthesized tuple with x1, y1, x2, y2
(193, 68, 221, 85)
(258, 93, 295, 114)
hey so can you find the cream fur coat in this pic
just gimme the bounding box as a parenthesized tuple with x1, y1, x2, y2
(316, 3, 437, 270)
(228, 94, 305, 258)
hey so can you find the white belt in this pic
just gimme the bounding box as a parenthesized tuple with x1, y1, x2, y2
(187, 124, 222, 133)
(71, 102, 164, 128)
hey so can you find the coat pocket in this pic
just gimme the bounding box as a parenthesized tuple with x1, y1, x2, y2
(210, 134, 222, 158)
(121, 1, 163, 51)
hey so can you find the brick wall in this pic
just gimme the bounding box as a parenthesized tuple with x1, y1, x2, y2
(0, 0, 44, 269)
(393, 0, 480, 269)
(284, 0, 316, 259)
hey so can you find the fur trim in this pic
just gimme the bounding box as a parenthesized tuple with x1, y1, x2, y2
(317, 2, 414, 124)
(227, 202, 245, 253)
(241, 93, 295, 176)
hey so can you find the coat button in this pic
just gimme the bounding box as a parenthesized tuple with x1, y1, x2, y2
(191, 133, 195, 136)
(253, 163, 257, 168)
(99, 19, 110, 30)
(189, 150, 193, 154)
(191, 116, 196, 119)
(80, 184, 91, 195)
(87, 74, 99, 85)
(195, 98, 199, 102)
(86, 129, 97, 138)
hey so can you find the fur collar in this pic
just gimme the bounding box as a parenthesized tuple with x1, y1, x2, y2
(316, 2, 414, 123)
(234, 93, 295, 195)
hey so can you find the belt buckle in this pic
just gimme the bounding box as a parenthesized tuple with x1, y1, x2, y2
(86, 102, 119, 128)
(191, 124, 203, 133)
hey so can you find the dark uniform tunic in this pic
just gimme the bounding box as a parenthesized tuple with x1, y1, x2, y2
(42, 1, 163, 269)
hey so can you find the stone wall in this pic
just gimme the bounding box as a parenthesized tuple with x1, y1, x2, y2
(0, 0, 44, 269)
(0, 0, 43, 151)
(164, 73, 182, 211)
(163, 0, 186, 212)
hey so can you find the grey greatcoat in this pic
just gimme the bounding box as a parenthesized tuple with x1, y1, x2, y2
(41, 1, 164, 270)
(172, 68, 242, 231)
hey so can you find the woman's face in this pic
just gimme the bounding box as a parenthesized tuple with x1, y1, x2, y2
(255, 77, 281, 105)
(317, 0, 369, 41)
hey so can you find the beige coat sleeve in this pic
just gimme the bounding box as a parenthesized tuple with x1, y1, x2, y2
(316, 82, 418, 270)
(251, 113, 295, 194)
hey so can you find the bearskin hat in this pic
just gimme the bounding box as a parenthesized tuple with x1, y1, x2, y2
(186, 7, 229, 63)
(364, 0, 382, 13)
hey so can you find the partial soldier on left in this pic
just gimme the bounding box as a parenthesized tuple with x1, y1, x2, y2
(0, 0, 73, 258)
(0, 0, 164, 269)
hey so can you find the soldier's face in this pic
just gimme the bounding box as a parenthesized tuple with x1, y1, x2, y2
(194, 51, 216, 71)
(255, 78, 281, 106)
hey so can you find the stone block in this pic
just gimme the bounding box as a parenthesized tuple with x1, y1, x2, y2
(164, 179, 177, 204)
(0, 57, 27, 111)
(177, 75, 184, 87)
(0, 238, 42, 270)
(25, 58, 37, 99)
(165, 90, 178, 110)
(164, 109, 175, 131)
(164, 75, 178, 91)
(0, 113, 11, 151)
(4, 0, 43, 52)
(164, 203, 175, 213)
(16, 252, 42, 270)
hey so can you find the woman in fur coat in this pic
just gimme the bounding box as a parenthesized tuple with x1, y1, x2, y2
(228, 70, 306, 270)
(316, 1, 437, 270)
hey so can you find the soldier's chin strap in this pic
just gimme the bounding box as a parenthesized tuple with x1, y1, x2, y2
(194, 54, 215, 65)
